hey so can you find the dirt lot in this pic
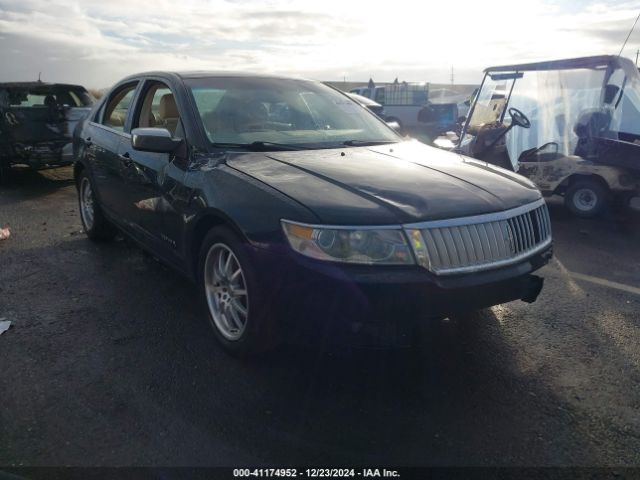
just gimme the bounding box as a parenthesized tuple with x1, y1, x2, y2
(1, 167, 639, 467)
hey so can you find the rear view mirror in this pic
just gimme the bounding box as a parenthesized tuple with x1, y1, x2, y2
(131, 128, 181, 153)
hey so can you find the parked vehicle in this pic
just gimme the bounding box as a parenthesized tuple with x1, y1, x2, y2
(349, 82, 430, 130)
(428, 87, 472, 119)
(74, 72, 552, 356)
(0, 82, 93, 181)
(451, 55, 640, 217)
(347, 93, 385, 118)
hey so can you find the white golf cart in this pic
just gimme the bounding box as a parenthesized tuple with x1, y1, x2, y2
(453, 55, 640, 217)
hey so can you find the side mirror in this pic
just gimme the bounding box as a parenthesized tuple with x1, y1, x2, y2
(386, 121, 402, 133)
(131, 128, 181, 153)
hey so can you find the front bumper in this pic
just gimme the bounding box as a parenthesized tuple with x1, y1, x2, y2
(250, 243, 552, 346)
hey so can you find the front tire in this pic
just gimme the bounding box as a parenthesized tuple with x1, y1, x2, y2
(565, 179, 608, 218)
(77, 170, 117, 241)
(198, 226, 279, 356)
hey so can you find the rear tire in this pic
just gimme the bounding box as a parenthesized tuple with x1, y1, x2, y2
(197, 226, 280, 357)
(77, 170, 117, 241)
(565, 178, 608, 218)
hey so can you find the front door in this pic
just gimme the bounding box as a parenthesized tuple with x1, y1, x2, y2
(122, 80, 188, 259)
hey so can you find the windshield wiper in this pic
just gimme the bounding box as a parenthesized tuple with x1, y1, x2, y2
(211, 141, 304, 151)
(342, 140, 397, 147)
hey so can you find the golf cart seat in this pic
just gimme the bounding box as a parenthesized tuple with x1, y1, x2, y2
(574, 109, 612, 139)
(574, 109, 615, 159)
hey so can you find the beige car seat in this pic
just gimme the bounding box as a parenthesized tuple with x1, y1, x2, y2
(158, 94, 179, 136)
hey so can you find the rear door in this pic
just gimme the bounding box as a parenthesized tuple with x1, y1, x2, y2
(87, 81, 140, 218)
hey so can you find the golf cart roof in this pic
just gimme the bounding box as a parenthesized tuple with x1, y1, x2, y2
(484, 55, 632, 73)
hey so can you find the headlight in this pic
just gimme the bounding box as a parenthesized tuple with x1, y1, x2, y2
(281, 220, 414, 265)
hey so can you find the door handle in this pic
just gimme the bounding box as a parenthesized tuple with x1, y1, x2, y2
(119, 152, 133, 167)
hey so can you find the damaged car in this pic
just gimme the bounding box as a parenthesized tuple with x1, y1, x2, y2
(451, 55, 640, 217)
(0, 81, 94, 181)
(73, 72, 553, 356)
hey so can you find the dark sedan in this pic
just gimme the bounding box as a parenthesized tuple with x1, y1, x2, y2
(73, 72, 553, 356)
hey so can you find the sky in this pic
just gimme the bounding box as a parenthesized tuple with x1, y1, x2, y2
(0, 0, 639, 88)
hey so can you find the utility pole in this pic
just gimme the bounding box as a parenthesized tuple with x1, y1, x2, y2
(450, 66, 454, 85)
(636, 49, 639, 66)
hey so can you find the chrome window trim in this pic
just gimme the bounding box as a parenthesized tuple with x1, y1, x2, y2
(403, 198, 546, 229)
(88, 121, 132, 139)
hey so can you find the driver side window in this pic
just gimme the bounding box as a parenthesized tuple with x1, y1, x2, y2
(134, 81, 183, 138)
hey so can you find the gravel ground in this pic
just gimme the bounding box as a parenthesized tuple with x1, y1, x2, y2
(0, 167, 639, 467)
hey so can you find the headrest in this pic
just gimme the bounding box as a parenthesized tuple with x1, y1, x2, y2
(44, 95, 57, 107)
(159, 94, 178, 119)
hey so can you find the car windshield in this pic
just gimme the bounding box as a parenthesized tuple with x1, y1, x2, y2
(186, 77, 400, 149)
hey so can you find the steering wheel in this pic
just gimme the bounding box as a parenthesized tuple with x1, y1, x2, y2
(508, 107, 531, 129)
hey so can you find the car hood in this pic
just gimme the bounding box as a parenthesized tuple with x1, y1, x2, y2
(226, 140, 542, 225)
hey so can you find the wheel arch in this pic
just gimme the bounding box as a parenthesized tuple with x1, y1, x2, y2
(73, 161, 86, 188)
(187, 209, 249, 280)
(553, 173, 610, 195)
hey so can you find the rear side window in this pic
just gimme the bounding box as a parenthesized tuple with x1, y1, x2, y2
(103, 83, 138, 132)
(67, 88, 93, 107)
(7, 92, 49, 107)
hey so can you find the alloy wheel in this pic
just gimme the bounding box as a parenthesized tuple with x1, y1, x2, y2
(204, 243, 249, 341)
(80, 177, 95, 230)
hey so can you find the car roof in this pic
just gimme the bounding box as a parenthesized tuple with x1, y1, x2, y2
(118, 71, 313, 82)
(0, 81, 87, 89)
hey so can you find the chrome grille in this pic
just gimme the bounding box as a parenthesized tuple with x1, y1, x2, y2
(405, 199, 552, 275)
